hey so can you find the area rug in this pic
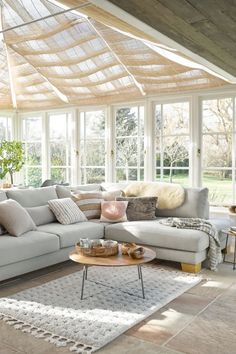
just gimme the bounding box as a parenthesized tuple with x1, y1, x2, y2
(0, 265, 201, 353)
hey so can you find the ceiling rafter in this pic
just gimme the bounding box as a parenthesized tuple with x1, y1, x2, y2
(0, 4, 17, 109)
(87, 18, 146, 96)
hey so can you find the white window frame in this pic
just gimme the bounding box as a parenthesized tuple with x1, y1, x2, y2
(112, 103, 145, 183)
(199, 93, 236, 205)
(77, 106, 107, 184)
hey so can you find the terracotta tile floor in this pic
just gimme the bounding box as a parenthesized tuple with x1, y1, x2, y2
(0, 259, 236, 354)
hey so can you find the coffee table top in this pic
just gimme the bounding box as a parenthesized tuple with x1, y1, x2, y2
(69, 245, 156, 266)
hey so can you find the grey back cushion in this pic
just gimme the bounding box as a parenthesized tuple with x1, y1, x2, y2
(156, 187, 209, 219)
(0, 191, 7, 234)
(0, 191, 7, 202)
(56, 185, 71, 199)
(0, 199, 37, 236)
(6, 186, 58, 207)
(26, 205, 57, 226)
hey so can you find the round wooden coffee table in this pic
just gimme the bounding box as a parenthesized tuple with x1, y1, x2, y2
(69, 245, 156, 300)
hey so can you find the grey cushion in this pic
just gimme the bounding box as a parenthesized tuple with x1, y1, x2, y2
(26, 205, 57, 226)
(0, 230, 60, 266)
(71, 184, 102, 192)
(48, 198, 87, 225)
(38, 222, 104, 248)
(0, 199, 37, 237)
(116, 196, 157, 221)
(156, 188, 209, 219)
(105, 220, 209, 252)
(0, 190, 7, 202)
(0, 225, 7, 235)
(55, 185, 72, 199)
(101, 182, 129, 191)
(6, 186, 58, 207)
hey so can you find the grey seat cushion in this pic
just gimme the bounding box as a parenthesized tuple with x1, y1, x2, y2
(156, 188, 209, 219)
(105, 220, 209, 252)
(38, 222, 104, 248)
(0, 231, 60, 267)
(6, 186, 58, 207)
(0, 190, 7, 202)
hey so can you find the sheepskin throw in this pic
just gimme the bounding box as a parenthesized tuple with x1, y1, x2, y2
(124, 182, 185, 210)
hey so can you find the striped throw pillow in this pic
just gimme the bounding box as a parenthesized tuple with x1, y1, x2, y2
(72, 192, 103, 219)
(48, 198, 87, 225)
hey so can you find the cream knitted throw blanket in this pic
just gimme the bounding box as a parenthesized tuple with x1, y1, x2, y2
(160, 217, 222, 271)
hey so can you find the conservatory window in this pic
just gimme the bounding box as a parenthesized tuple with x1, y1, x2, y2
(201, 97, 234, 206)
(48, 112, 73, 184)
(79, 110, 106, 184)
(115, 106, 144, 182)
(0, 116, 12, 140)
(22, 116, 43, 187)
(155, 101, 190, 185)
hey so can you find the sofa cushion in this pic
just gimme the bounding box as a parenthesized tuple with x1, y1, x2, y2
(0, 231, 60, 266)
(156, 188, 209, 219)
(38, 222, 104, 248)
(0, 199, 37, 237)
(55, 185, 72, 199)
(26, 205, 57, 226)
(48, 198, 87, 225)
(0, 190, 7, 202)
(104, 220, 209, 252)
(6, 186, 58, 207)
(116, 196, 157, 221)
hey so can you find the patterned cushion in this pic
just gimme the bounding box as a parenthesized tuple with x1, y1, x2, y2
(72, 192, 103, 219)
(116, 197, 157, 221)
(100, 201, 128, 222)
(48, 198, 87, 225)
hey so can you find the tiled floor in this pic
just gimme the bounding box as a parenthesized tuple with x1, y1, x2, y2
(0, 259, 236, 354)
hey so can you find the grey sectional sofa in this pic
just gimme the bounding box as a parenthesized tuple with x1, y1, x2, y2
(0, 183, 231, 281)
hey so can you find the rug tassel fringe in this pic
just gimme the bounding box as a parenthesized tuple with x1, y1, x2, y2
(0, 313, 93, 353)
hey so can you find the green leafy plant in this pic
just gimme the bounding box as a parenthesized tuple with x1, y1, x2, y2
(0, 140, 25, 185)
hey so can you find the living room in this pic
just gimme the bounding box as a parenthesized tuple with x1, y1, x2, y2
(0, 1, 236, 354)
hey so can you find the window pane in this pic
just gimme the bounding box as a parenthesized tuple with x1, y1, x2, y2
(163, 169, 189, 186)
(155, 101, 190, 185)
(203, 170, 232, 206)
(202, 134, 232, 168)
(116, 138, 137, 166)
(0, 117, 7, 140)
(202, 98, 233, 133)
(85, 168, 105, 183)
(23, 117, 42, 141)
(51, 167, 67, 183)
(49, 114, 67, 140)
(86, 140, 105, 166)
(163, 102, 189, 135)
(50, 143, 66, 166)
(115, 106, 144, 182)
(26, 143, 41, 165)
(85, 111, 105, 138)
(80, 110, 106, 184)
(116, 107, 138, 136)
(22, 116, 42, 186)
(24, 167, 42, 187)
(163, 136, 189, 167)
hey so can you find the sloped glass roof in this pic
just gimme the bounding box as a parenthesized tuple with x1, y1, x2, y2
(0, 0, 231, 110)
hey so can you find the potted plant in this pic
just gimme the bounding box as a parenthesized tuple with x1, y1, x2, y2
(0, 140, 24, 185)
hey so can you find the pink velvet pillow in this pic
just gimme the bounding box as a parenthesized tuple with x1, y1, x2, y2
(100, 201, 128, 222)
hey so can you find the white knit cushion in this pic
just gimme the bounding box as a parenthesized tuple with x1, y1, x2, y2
(48, 198, 87, 225)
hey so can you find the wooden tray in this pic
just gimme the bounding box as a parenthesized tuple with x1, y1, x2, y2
(76, 241, 118, 257)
